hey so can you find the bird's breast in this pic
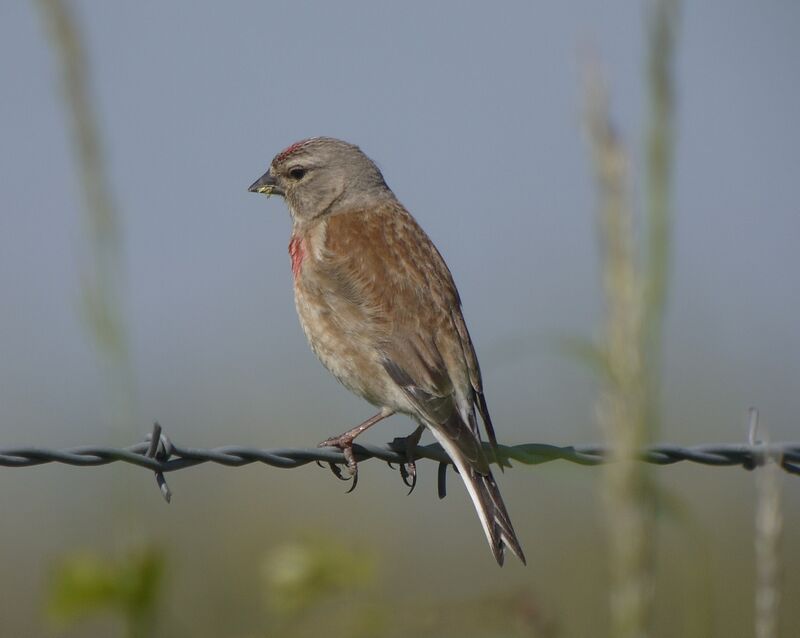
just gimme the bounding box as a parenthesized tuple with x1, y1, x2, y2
(290, 253, 400, 407)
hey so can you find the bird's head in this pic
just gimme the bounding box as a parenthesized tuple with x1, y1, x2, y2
(248, 137, 392, 223)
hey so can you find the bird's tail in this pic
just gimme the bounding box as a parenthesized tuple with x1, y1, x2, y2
(427, 426, 526, 566)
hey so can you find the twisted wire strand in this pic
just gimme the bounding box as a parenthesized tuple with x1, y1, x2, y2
(2, 422, 797, 503)
(2, 426, 798, 475)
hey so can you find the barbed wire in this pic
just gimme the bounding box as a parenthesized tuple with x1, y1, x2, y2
(1, 423, 797, 502)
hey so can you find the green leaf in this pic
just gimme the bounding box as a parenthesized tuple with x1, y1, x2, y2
(47, 546, 164, 633)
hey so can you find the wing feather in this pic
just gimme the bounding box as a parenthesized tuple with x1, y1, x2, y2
(321, 204, 494, 471)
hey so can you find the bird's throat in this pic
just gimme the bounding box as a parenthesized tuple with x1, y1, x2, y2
(288, 235, 306, 278)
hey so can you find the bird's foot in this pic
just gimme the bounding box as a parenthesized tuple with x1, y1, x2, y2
(389, 425, 425, 494)
(315, 410, 395, 493)
(318, 434, 359, 493)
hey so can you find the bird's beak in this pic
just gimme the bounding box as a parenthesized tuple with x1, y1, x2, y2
(248, 169, 284, 197)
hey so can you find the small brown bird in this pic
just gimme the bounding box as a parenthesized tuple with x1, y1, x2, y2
(249, 137, 525, 565)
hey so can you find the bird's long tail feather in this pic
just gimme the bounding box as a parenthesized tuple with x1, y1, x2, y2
(427, 427, 526, 566)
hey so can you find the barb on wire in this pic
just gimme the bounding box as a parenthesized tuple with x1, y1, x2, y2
(145, 422, 171, 503)
(1, 423, 798, 502)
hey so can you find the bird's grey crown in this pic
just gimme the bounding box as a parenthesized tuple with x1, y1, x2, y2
(272, 137, 394, 221)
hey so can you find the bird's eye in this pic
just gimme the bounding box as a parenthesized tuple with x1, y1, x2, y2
(288, 166, 307, 180)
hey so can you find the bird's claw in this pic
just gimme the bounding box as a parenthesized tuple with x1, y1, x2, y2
(398, 460, 417, 493)
(389, 425, 424, 495)
(318, 435, 359, 493)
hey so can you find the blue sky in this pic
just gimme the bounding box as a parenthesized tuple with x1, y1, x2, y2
(2, 1, 797, 445)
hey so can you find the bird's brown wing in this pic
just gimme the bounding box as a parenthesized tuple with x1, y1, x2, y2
(322, 204, 492, 472)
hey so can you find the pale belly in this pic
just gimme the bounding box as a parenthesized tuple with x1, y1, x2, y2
(293, 279, 413, 414)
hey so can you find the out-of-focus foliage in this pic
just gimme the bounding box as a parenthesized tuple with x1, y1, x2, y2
(47, 546, 164, 638)
(256, 536, 555, 638)
(382, 589, 558, 638)
(261, 536, 376, 616)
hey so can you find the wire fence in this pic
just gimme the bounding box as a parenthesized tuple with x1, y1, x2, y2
(2, 423, 798, 502)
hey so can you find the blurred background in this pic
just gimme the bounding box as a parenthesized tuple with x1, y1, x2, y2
(1, 1, 798, 636)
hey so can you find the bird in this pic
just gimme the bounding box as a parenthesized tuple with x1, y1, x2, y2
(248, 137, 525, 566)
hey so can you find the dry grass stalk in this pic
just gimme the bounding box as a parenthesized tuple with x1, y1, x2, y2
(583, 2, 679, 635)
(751, 410, 783, 638)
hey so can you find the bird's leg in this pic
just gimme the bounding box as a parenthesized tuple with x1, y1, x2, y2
(318, 409, 395, 483)
(395, 424, 425, 493)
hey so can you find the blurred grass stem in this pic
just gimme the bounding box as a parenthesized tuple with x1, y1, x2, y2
(35, 0, 136, 442)
(586, 64, 653, 638)
(584, 1, 678, 636)
(751, 411, 783, 638)
(643, 0, 679, 451)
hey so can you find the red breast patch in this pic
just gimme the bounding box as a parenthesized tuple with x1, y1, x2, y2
(288, 235, 306, 278)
